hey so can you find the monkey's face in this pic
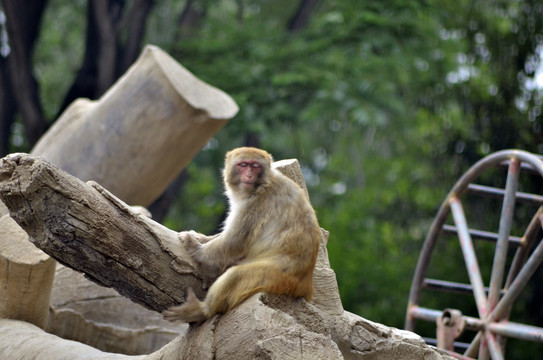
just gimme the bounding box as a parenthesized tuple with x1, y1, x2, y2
(225, 147, 272, 194)
(235, 161, 263, 190)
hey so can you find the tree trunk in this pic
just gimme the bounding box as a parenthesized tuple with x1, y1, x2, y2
(92, 0, 121, 95)
(57, 2, 100, 115)
(176, 0, 207, 40)
(0, 56, 16, 156)
(119, 0, 154, 74)
(58, 0, 154, 116)
(1, 0, 48, 146)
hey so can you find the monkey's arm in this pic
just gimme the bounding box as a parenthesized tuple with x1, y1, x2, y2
(200, 233, 220, 244)
(181, 230, 246, 270)
(178, 230, 219, 245)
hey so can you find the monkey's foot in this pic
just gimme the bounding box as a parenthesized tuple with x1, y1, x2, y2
(162, 288, 208, 323)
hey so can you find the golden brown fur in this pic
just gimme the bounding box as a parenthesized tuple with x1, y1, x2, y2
(163, 147, 321, 323)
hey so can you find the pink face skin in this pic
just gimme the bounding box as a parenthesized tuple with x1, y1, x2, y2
(236, 160, 263, 189)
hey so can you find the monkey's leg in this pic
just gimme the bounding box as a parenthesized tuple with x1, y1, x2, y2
(204, 259, 303, 317)
(162, 288, 208, 323)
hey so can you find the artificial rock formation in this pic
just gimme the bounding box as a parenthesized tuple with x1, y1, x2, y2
(0, 154, 454, 360)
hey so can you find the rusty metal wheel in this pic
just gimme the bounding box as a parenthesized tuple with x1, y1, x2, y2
(405, 150, 543, 359)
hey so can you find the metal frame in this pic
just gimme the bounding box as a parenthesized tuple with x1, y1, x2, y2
(405, 150, 543, 359)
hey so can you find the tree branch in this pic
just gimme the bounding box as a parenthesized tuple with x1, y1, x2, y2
(287, 0, 320, 32)
(0, 153, 203, 312)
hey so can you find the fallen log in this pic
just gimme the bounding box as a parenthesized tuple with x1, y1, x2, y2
(0, 153, 200, 311)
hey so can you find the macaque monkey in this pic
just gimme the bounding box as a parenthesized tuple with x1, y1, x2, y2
(163, 147, 321, 323)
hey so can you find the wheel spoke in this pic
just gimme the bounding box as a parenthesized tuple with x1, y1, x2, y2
(450, 196, 488, 318)
(490, 231, 543, 322)
(464, 331, 481, 358)
(479, 336, 490, 360)
(486, 332, 505, 360)
(505, 206, 543, 288)
(488, 158, 520, 312)
(488, 321, 543, 342)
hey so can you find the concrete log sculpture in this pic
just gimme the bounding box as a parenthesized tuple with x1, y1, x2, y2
(0, 154, 454, 360)
(32, 44, 238, 207)
(0, 44, 237, 351)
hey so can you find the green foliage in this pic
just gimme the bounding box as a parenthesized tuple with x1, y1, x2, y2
(148, 0, 543, 336)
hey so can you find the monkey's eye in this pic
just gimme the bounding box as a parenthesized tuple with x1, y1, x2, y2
(239, 162, 248, 167)
(251, 163, 262, 169)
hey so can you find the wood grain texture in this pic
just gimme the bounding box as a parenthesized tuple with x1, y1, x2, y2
(0, 153, 200, 312)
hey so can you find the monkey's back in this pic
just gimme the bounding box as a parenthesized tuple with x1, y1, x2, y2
(246, 170, 320, 271)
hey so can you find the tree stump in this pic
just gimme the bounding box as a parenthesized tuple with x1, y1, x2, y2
(0, 208, 55, 328)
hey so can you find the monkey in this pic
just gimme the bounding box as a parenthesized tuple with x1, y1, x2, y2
(163, 147, 321, 323)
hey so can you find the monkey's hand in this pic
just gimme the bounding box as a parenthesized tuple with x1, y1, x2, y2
(179, 231, 204, 262)
(178, 231, 223, 278)
(178, 230, 209, 243)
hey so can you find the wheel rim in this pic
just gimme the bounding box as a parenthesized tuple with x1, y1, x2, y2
(405, 149, 543, 359)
